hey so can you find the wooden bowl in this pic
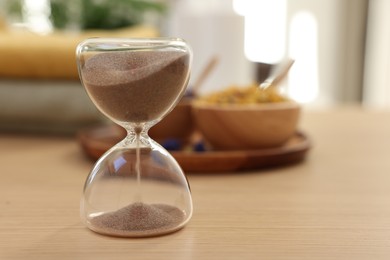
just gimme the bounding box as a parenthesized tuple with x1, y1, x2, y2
(148, 98, 194, 142)
(113, 98, 194, 143)
(192, 101, 300, 150)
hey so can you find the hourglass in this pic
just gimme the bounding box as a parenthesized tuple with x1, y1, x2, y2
(76, 38, 193, 237)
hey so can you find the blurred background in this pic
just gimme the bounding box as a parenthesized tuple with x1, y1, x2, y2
(0, 0, 389, 134)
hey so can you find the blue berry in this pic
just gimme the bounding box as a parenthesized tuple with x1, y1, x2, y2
(193, 141, 206, 152)
(162, 138, 182, 151)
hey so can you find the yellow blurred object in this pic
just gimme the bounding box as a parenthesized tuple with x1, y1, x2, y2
(0, 17, 6, 30)
(197, 84, 289, 105)
(0, 26, 158, 80)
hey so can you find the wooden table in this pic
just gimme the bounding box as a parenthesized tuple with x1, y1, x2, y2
(1, 106, 390, 259)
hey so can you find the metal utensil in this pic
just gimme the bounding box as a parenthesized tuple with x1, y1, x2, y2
(260, 58, 295, 90)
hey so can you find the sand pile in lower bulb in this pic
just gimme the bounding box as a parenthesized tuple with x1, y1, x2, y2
(90, 202, 185, 236)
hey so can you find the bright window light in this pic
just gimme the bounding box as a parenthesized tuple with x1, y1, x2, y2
(288, 11, 319, 103)
(233, 0, 286, 63)
(24, 0, 52, 33)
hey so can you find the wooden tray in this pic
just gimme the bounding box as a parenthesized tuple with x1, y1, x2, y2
(77, 126, 311, 173)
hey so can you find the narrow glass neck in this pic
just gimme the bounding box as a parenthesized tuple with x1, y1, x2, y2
(120, 125, 151, 148)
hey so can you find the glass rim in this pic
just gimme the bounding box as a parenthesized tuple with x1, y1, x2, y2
(76, 37, 190, 54)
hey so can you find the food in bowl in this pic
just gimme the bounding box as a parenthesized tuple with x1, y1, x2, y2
(192, 84, 300, 150)
(196, 83, 288, 105)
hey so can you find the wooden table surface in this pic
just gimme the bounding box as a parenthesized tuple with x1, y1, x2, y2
(1, 106, 390, 259)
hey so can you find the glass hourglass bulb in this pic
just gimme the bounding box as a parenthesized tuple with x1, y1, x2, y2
(76, 38, 193, 237)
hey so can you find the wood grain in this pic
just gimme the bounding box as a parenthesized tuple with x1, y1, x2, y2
(1, 106, 390, 259)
